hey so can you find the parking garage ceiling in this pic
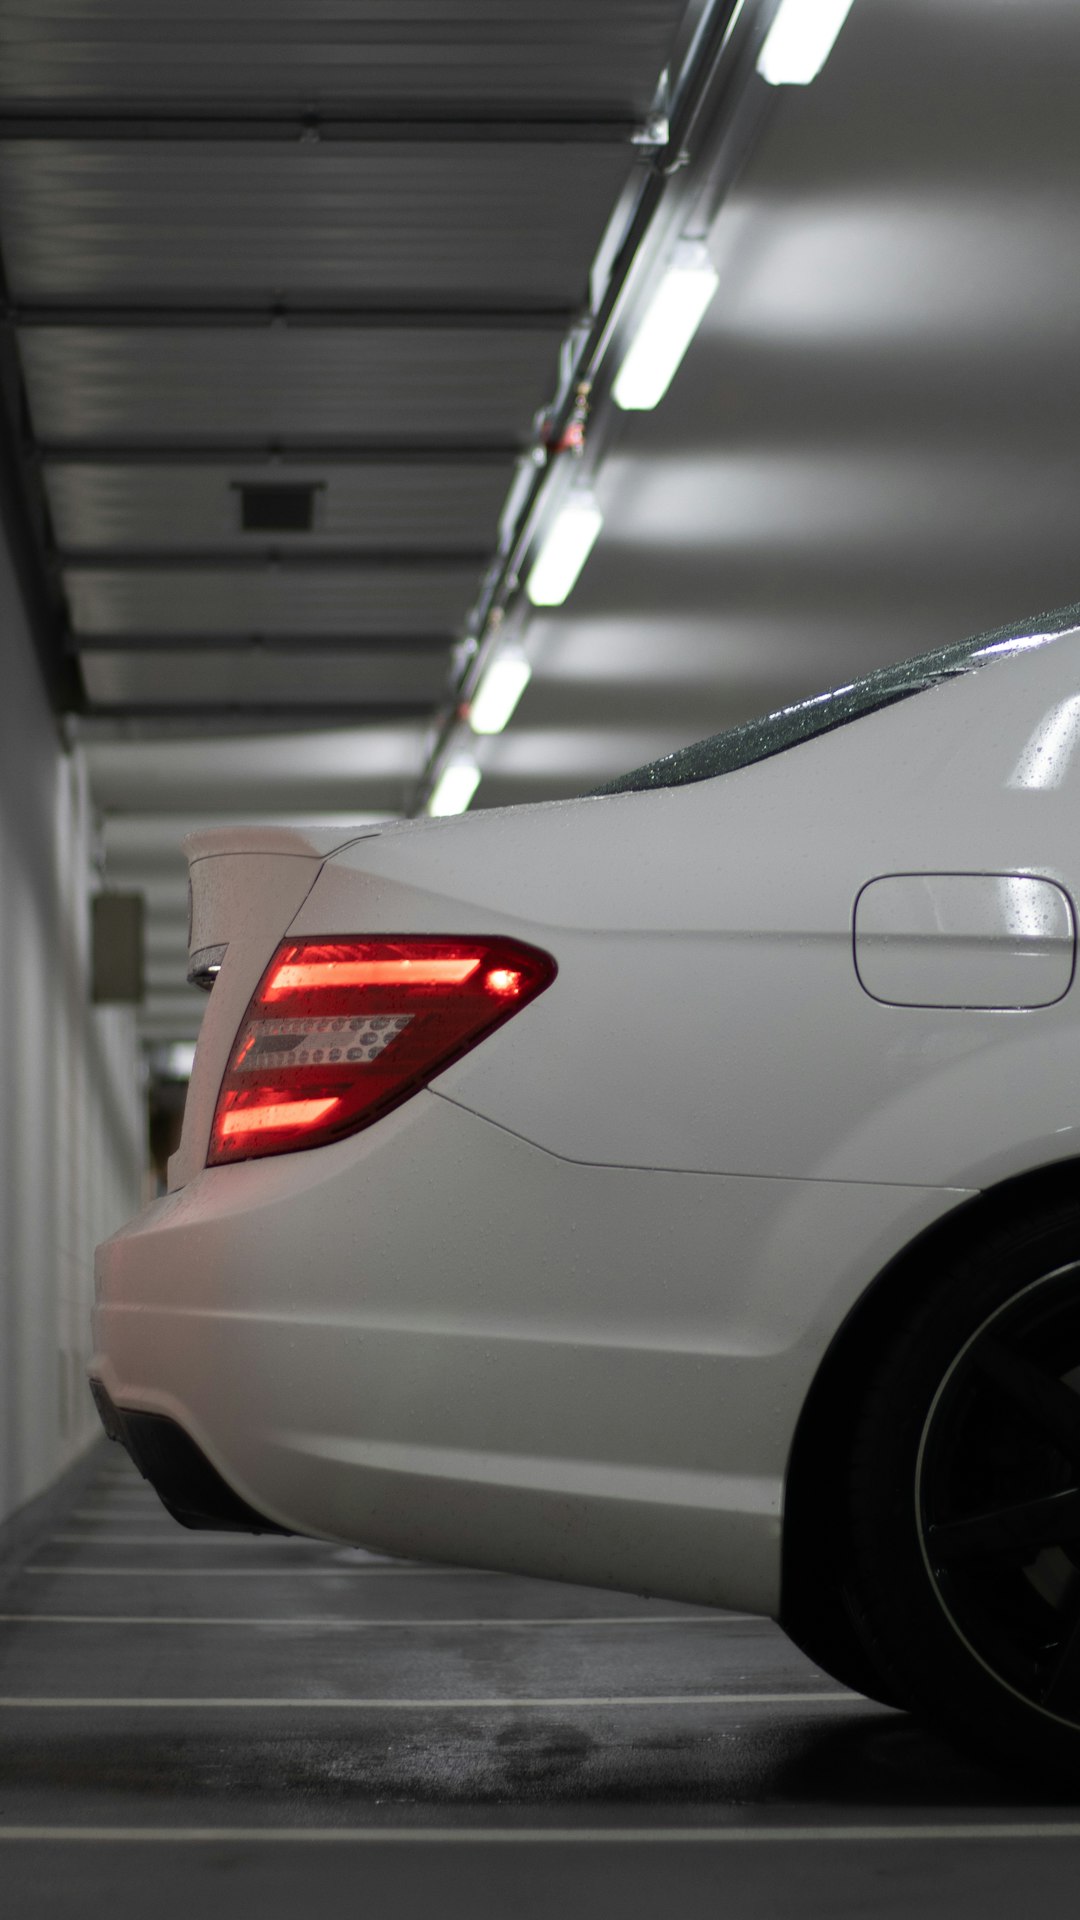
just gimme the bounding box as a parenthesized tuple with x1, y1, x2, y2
(0, 0, 1076, 1040)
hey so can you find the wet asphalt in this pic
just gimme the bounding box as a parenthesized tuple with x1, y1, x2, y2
(2, 1450, 1079, 1916)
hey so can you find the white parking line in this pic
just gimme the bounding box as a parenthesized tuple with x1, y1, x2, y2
(67, 1518, 164, 1526)
(52, 1524, 168, 1531)
(67, 1516, 184, 1525)
(0, 1823, 1072, 1844)
(0, 1692, 853, 1710)
(71, 1504, 162, 1513)
(0, 1613, 753, 1629)
(25, 1565, 511, 1577)
(48, 1534, 410, 1548)
(90, 1486, 148, 1495)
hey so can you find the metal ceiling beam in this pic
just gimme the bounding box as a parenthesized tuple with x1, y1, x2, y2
(40, 446, 515, 468)
(77, 702, 436, 723)
(69, 708, 433, 739)
(61, 549, 488, 568)
(13, 305, 580, 329)
(38, 439, 525, 461)
(67, 633, 455, 654)
(58, 549, 489, 570)
(0, 115, 641, 144)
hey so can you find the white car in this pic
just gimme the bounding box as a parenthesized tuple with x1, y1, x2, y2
(93, 605, 1080, 1779)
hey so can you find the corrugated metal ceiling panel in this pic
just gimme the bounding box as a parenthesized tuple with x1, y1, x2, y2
(65, 560, 481, 636)
(0, 2, 687, 117)
(0, 142, 634, 307)
(44, 459, 510, 552)
(80, 647, 448, 708)
(21, 325, 564, 445)
(0, 1, 706, 757)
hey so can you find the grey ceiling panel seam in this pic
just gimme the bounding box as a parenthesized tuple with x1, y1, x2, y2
(73, 713, 430, 744)
(81, 650, 450, 683)
(40, 447, 516, 466)
(10, 309, 584, 329)
(0, 118, 643, 144)
(36, 443, 524, 462)
(62, 564, 484, 585)
(67, 636, 458, 654)
(56, 549, 493, 569)
(81, 703, 440, 722)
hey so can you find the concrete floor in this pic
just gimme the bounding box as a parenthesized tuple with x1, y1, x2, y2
(2, 1450, 1079, 1916)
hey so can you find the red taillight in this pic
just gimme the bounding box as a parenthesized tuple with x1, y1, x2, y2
(208, 935, 556, 1166)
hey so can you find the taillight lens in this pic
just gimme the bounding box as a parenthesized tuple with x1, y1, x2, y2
(208, 935, 556, 1166)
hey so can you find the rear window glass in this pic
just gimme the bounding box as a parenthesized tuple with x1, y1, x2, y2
(593, 604, 1080, 798)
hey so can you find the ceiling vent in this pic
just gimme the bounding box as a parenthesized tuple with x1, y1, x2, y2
(235, 482, 321, 533)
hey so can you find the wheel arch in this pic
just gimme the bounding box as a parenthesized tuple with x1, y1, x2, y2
(780, 1153, 1080, 1681)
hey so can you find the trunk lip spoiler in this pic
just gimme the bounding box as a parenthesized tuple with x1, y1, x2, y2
(183, 824, 383, 864)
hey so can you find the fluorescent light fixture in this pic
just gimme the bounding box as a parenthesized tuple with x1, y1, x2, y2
(427, 757, 481, 817)
(525, 497, 603, 607)
(162, 1042, 197, 1080)
(613, 247, 720, 411)
(757, 0, 856, 86)
(469, 648, 532, 735)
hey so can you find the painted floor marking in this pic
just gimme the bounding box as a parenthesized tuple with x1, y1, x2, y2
(24, 1565, 512, 1578)
(70, 1505, 164, 1516)
(0, 1823, 1072, 1844)
(0, 1613, 754, 1629)
(0, 1692, 853, 1709)
(67, 1518, 200, 1528)
(49, 1534, 415, 1550)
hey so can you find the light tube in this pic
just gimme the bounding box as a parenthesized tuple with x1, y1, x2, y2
(427, 757, 481, 817)
(613, 251, 720, 411)
(525, 498, 603, 607)
(468, 650, 532, 735)
(268, 958, 479, 993)
(221, 1097, 340, 1138)
(757, 0, 856, 86)
(162, 1042, 197, 1079)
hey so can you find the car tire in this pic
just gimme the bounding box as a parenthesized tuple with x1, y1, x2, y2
(780, 1558, 910, 1711)
(845, 1198, 1080, 1782)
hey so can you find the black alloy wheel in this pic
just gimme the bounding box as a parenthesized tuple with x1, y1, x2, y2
(845, 1206, 1080, 1781)
(919, 1263, 1080, 1722)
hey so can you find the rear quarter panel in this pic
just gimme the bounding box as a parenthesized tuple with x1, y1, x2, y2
(292, 636, 1080, 1191)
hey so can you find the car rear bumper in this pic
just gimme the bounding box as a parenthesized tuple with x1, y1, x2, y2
(92, 1087, 966, 1613)
(89, 1377, 290, 1534)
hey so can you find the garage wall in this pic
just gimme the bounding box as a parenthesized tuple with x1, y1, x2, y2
(0, 528, 144, 1533)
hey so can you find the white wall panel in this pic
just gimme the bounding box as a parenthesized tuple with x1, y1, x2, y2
(0, 537, 143, 1532)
